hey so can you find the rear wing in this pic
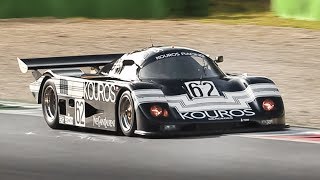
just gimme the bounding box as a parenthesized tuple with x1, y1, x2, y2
(17, 54, 124, 73)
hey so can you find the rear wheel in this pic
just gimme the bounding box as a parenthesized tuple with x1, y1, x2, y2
(118, 91, 136, 136)
(42, 79, 61, 129)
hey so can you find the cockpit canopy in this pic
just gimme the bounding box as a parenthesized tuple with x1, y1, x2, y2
(104, 47, 224, 81)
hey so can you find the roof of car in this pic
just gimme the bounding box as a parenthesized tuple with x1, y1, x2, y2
(120, 46, 205, 66)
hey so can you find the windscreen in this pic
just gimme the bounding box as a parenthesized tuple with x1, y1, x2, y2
(139, 51, 223, 80)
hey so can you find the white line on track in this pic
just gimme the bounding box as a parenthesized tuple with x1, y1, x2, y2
(233, 128, 320, 144)
(0, 109, 42, 117)
(236, 135, 320, 144)
(0, 100, 40, 109)
(0, 100, 42, 117)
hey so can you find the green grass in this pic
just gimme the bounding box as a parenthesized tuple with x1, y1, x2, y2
(199, 12, 320, 30)
(199, 0, 320, 30)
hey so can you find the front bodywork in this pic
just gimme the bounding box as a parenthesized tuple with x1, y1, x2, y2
(131, 77, 285, 135)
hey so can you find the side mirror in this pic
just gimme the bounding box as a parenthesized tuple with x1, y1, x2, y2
(215, 56, 224, 63)
(122, 60, 135, 66)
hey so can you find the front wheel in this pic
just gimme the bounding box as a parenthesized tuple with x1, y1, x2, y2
(118, 91, 137, 136)
(41, 79, 61, 129)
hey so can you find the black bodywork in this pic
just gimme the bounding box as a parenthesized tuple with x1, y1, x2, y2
(18, 46, 286, 136)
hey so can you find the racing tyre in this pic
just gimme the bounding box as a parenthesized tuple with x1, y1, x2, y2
(41, 79, 61, 129)
(118, 91, 137, 136)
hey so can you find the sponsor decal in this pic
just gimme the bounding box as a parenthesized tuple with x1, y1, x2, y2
(65, 115, 74, 125)
(93, 115, 115, 128)
(179, 109, 255, 120)
(240, 118, 250, 122)
(185, 81, 220, 98)
(155, 51, 205, 60)
(260, 119, 273, 125)
(84, 82, 116, 103)
(59, 116, 64, 124)
(59, 114, 74, 125)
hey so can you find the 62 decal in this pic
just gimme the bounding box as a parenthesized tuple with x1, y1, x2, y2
(185, 81, 220, 98)
(75, 99, 85, 127)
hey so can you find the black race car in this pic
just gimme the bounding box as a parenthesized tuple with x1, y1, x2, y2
(18, 46, 285, 136)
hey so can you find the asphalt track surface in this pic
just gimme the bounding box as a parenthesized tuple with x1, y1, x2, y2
(0, 110, 320, 180)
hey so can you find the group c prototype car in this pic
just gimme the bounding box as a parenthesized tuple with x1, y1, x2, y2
(17, 46, 285, 136)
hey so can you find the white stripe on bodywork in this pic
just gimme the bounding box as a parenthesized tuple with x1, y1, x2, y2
(132, 90, 167, 109)
(54, 75, 85, 99)
(29, 77, 44, 93)
(133, 89, 164, 96)
(132, 83, 280, 112)
(67, 80, 84, 98)
(250, 83, 278, 90)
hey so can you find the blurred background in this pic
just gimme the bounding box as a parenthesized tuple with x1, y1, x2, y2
(0, 0, 319, 127)
(0, 0, 319, 20)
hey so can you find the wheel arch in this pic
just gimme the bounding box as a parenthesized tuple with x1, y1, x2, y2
(37, 73, 54, 104)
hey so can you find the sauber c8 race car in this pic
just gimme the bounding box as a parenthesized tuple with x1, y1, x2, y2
(18, 46, 285, 136)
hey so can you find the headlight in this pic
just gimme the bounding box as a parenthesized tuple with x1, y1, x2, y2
(262, 99, 275, 111)
(150, 105, 169, 118)
(150, 105, 163, 117)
